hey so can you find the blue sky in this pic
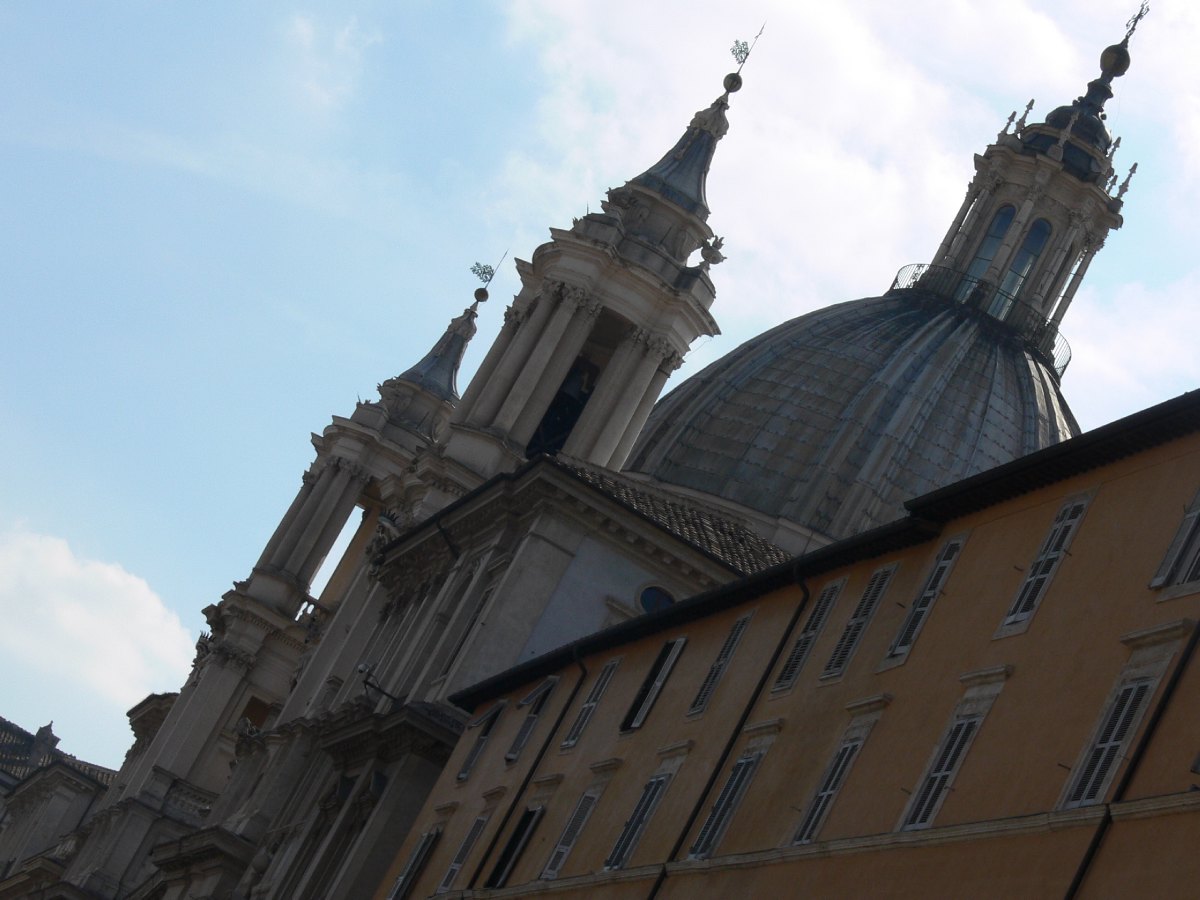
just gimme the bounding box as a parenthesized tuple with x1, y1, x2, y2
(2, 1, 1198, 768)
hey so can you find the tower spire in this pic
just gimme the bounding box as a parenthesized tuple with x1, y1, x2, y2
(901, 11, 1147, 380)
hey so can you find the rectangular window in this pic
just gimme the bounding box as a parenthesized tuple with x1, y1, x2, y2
(773, 580, 843, 692)
(621, 638, 686, 731)
(794, 738, 862, 844)
(903, 715, 982, 829)
(1150, 487, 1200, 588)
(1004, 499, 1087, 625)
(457, 702, 504, 781)
(541, 791, 600, 880)
(822, 566, 896, 678)
(505, 678, 558, 762)
(561, 660, 619, 749)
(484, 805, 545, 889)
(689, 751, 761, 859)
(888, 539, 964, 659)
(604, 773, 671, 870)
(1065, 679, 1153, 807)
(435, 815, 489, 894)
(688, 614, 752, 715)
(387, 828, 441, 900)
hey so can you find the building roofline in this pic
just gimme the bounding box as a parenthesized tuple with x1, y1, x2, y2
(451, 388, 1200, 712)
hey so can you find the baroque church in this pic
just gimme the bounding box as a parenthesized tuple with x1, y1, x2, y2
(0, 19, 1151, 900)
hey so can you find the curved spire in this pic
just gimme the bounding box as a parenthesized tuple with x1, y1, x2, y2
(391, 303, 478, 401)
(630, 75, 741, 220)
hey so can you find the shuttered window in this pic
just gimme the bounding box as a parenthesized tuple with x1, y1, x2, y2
(605, 773, 671, 869)
(561, 660, 619, 749)
(822, 566, 896, 678)
(435, 815, 489, 894)
(888, 539, 963, 658)
(1004, 500, 1087, 624)
(505, 678, 558, 762)
(689, 751, 761, 858)
(541, 791, 599, 880)
(485, 806, 545, 889)
(1066, 680, 1153, 807)
(1150, 488, 1200, 588)
(387, 828, 440, 900)
(688, 614, 752, 715)
(794, 738, 862, 844)
(621, 638, 686, 731)
(457, 703, 504, 781)
(903, 716, 981, 829)
(773, 580, 843, 692)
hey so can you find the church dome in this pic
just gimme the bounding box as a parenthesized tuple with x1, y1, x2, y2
(626, 286, 1079, 541)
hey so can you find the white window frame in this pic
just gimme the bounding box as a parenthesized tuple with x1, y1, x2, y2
(688, 750, 763, 859)
(541, 789, 601, 880)
(484, 805, 545, 889)
(456, 701, 505, 781)
(1063, 679, 1153, 808)
(688, 613, 753, 715)
(505, 677, 559, 763)
(435, 814, 489, 894)
(885, 537, 965, 663)
(604, 772, 672, 870)
(900, 672, 1006, 831)
(772, 579, 844, 692)
(621, 637, 686, 731)
(387, 827, 441, 900)
(561, 659, 619, 749)
(821, 565, 897, 679)
(793, 702, 884, 844)
(1150, 486, 1200, 590)
(999, 497, 1089, 632)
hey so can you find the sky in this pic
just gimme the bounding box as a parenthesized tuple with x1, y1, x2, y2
(2, 1, 1198, 769)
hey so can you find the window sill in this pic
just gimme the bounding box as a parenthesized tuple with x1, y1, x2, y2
(1155, 581, 1200, 603)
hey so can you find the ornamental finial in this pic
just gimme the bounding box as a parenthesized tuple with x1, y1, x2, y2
(469, 250, 508, 306)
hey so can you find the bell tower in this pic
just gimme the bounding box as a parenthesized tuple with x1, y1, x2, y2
(911, 16, 1145, 376)
(447, 72, 745, 476)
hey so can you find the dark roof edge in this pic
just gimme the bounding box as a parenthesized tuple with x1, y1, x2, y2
(907, 389, 1200, 520)
(451, 390, 1200, 712)
(449, 515, 940, 712)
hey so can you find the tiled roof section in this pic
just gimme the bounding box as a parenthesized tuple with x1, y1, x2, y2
(0, 716, 116, 789)
(555, 460, 789, 575)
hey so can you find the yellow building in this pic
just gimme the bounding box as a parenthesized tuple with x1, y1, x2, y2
(378, 389, 1200, 899)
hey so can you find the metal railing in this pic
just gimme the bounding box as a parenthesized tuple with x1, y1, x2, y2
(890, 263, 1071, 377)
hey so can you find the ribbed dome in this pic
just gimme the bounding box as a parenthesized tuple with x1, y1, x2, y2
(626, 291, 1079, 541)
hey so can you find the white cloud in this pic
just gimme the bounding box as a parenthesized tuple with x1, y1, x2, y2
(493, 0, 1200, 418)
(286, 14, 383, 113)
(0, 529, 194, 763)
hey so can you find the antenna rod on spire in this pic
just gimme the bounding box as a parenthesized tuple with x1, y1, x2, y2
(731, 23, 765, 73)
(1125, 1, 1150, 43)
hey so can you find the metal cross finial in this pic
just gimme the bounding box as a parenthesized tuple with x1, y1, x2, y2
(1125, 2, 1150, 42)
(470, 250, 508, 288)
(731, 24, 765, 72)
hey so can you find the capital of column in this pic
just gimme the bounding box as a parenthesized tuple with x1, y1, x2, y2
(503, 305, 527, 329)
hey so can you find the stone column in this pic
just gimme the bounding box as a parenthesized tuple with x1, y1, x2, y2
(470, 286, 561, 428)
(588, 337, 672, 466)
(1048, 241, 1099, 330)
(509, 294, 603, 447)
(942, 174, 1001, 267)
(560, 326, 647, 459)
(1030, 212, 1084, 314)
(263, 461, 341, 573)
(256, 463, 320, 569)
(607, 350, 683, 469)
(453, 305, 523, 425)
(934, 180, 981, 266)
(280, 460, 369, 587)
